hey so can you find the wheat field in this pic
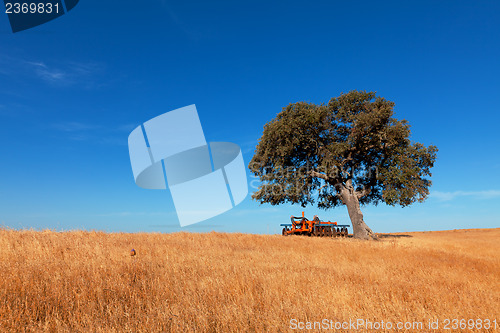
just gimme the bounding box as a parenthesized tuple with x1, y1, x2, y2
(0, 227, 498, 332)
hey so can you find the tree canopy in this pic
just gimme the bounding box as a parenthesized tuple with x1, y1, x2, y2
(249, 90, 438, 239)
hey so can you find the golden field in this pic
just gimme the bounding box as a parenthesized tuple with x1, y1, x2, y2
(0, 228, 498, 332)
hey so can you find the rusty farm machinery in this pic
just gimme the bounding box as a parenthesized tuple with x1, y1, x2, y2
(281, 212, 350, 237)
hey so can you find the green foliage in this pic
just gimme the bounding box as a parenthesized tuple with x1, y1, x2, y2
(249, 90, 438, 209)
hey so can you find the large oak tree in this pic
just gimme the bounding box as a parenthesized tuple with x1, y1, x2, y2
(249, 91, 438, 240)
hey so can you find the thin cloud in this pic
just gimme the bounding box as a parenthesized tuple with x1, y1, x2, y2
(69, 62, 103, 76)
(159, 0, 202, 40)
(52, 121, 102, 132)
(184, 224, 223, 229)
(25, 60, 105, 87)
(0, 102, 32, 118)
(148, 224, 181, 229)
(51, 121, 102, 142)
(2, 54, 109, 89)
(51, 121, 135, 145)
(96, 212, 175, 217)
(27, 61, 67, 83)
(431, 190, 500, 201)
(239, 139, 258, 154)
(115, 123, 137, 133)
(148, 224, 223, 229)
(52, 121, 135, 133)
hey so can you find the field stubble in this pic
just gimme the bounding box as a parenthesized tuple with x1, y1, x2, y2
(0, 228, 498, 332)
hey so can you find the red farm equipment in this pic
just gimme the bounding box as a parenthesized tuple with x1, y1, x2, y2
(281, 212, 350, 237)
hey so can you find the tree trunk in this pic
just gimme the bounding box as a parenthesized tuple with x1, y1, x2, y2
(340, 186, 377, 240)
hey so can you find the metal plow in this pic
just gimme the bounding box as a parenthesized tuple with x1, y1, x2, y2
(280, 212, 349, 237)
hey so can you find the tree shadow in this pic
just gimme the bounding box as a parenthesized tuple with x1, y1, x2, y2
(377, 234, 413, 239)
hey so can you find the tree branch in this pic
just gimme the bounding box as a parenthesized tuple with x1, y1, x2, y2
(309, 170, 344, 192)
(309, 170, 329, 181)
(356, 188, 371, 199)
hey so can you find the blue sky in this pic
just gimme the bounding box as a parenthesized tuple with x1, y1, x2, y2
(0, 0, 499, 234)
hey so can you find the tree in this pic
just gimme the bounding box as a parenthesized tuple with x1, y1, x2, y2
(249, 90, 438, 240)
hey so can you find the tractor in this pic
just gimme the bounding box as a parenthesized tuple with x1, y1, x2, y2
(281, 212, 349, 237)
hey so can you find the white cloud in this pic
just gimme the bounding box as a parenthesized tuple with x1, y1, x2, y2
(431, 190, 500, 201)
(27, 61, 67, 82)
(1, 54, 109, 90)
(24, 60, 105, 87)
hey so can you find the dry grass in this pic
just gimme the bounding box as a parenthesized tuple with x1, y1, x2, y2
(0, 228, 498, 332)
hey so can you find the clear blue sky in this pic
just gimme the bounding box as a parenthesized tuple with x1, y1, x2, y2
(1, 0, 499, 234)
